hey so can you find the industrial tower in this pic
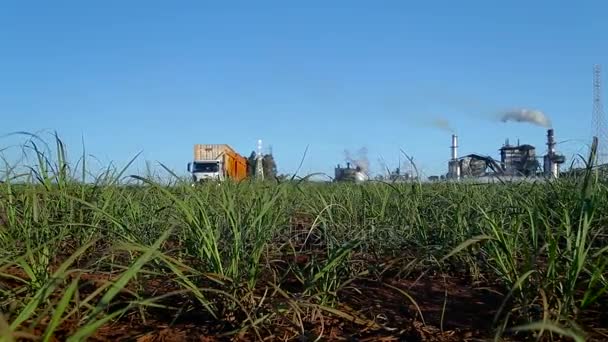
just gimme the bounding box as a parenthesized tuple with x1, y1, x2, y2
(255, 139, 264, 180)
(593, 64, 608, 165)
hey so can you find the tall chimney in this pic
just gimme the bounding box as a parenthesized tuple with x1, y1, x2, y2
(545, 129, 558, 178)
(547, 129, 555, 153)
(451, 134, 458, 160)
(449, 134, 461, 180)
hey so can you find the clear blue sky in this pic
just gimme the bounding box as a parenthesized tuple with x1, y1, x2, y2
(1, 1, 606, 179)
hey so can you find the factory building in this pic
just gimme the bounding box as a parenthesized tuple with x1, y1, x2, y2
(499, 141, 539, 176)
(447, 135, 501, 179)
(459, 154, 502, 177)
(445, 129, 565, 180)
(334, 163, 368, 182)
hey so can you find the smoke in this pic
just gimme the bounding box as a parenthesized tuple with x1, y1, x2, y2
(344, 147, 369, 174)
(499, 108, 552, 128)
(431, 118, 455, 133)
(377, 157, 390, 176)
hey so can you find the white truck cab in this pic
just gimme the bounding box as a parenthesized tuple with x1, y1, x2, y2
(188, 160, 223, 182)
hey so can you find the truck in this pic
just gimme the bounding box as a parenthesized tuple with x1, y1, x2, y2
(187, 144, 248, 183)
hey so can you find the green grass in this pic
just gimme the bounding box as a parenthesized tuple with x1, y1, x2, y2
(0, 133, 606, 341)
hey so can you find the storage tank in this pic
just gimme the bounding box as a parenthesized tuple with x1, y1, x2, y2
(354, 170, 368, 182)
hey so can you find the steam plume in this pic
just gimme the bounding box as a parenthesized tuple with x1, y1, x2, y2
(344, 147, 369, 174)
(499, 108, 552, 128)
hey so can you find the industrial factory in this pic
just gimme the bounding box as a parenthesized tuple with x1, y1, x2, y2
(446, 129, 566, 181)
(334, 162, 368, 182)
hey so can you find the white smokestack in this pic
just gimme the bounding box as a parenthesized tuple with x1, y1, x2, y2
(544, 129, 560, 178)
(449, 134, 461, 180)
(451, 134, 458, 160)
(547, 129, 558, 178)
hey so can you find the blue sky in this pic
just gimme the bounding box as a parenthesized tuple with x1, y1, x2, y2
(1, 1, 606, 179)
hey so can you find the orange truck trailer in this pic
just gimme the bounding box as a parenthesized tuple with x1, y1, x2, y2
(187, 144, 248, 182)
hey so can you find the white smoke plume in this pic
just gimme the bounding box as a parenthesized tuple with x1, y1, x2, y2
(499, 108, 552, 128)
(344, 147, 369, 174)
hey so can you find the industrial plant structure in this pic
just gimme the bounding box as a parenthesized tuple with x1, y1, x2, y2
(387, 167, 415, 182)
(544, 129, 566, 178)
(446, 129, 565, 181)
(334, 163, 368, 182)
(499, 141, 538, 177)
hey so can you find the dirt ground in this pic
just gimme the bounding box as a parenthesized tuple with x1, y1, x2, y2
(67, 275, 506, 342)
(2, 219, 607, 341)
(4, 258, 608, 341)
